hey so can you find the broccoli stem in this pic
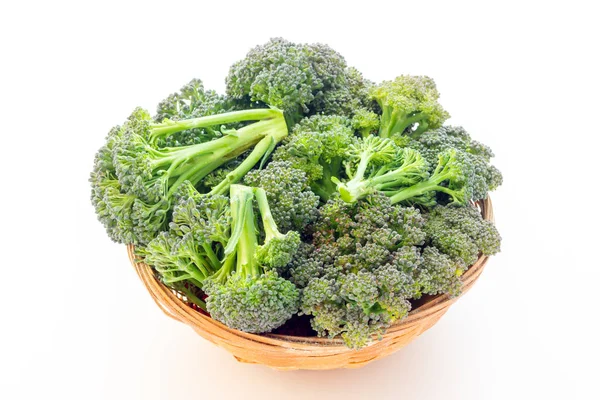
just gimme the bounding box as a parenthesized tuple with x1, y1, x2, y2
(229, 185, 260, 278)
(379, 109, 424, 138)
(165, 116, 287, 196)
(150, 108, 284, 140)
(254, 187, 282, 241)
(208, 117, 287, 196)
(387, 168, 454, 205)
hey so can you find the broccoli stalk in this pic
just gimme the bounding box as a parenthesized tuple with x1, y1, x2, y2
(386, 150, 467, 206)
(203, 185, 299, 333)
(254, 187, 301, 270)
(335, 145, 429, 203)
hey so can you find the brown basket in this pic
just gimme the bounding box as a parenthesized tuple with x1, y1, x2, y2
(128, 197, 494, 370)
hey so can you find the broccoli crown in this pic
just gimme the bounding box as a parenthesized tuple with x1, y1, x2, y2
(202, 185, 300, 333)
(204, 270, 299, 333)
(406, 126, 503, 200)
(244, 161, 320, 233)
(371, 75, 450, 138)
(226, 38, 369, 124)
(418, 247, 463, 297)
(424, 204, 502, 268)
(290, 193, 426, 348)
(351, 107, 381, 138)
(272, 114, 355, 200)
(312, 66, 375, 118)
(154, 78, 240, 147)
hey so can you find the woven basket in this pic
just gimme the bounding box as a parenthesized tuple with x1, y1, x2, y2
(128, 197, 494, 370)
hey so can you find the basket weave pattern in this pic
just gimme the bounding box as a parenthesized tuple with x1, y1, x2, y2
(128, 197, 493, 370)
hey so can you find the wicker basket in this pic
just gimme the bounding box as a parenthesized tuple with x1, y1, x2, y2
(128, 197, 494, 370)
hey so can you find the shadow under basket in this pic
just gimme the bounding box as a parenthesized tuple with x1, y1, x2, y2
(128, 197, 494, 370)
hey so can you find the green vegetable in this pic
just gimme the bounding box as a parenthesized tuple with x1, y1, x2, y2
(371, 75, 450, 138)
(226, 38, 371, 125)
(90, 107, 288, 244)
(203, 184, 299, 333)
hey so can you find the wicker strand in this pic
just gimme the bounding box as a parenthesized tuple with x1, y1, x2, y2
(127, 197, 494, 370)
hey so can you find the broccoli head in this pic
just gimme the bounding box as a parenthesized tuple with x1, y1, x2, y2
(424, 204, 502, 268)
(371, 75, 450, 138)
(244, 161, 320, 233)
(406, 126, 503, 200)
(272, 114, 355, 200)
(226, 38, 371, 124)
(291, 193, 426, 348)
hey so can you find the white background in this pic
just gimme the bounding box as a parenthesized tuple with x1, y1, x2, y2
(1, 1, 598, 399)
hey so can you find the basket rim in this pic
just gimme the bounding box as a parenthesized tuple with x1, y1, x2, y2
(128, 197, 493, 349)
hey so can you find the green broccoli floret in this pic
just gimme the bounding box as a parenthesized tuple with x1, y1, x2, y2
(90, 107, 288, 244)
(333, 136, 429, 203)
(226, 38, 370, 125)
(244, 161, 319, 233)
(417, 247, 463, 297)
(292, 193, 426, 348)
(406, 126, 503, 200)
(253, 187, 301, 271)
(371, 75, 450, 138)
(203, 184, 299, 333)
(137, 182, 231, 309)
(424, 204, 502, 268)
(313, 66, 375, 118)
(385, 149, 471, 207)
(272, 115, 354, 200)
(154, 78, 240, 147)
(351, 108, 380, 138)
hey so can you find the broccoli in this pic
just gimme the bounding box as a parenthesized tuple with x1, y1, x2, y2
(424, 204, 502, 268)
(272, 115, 354, 200)
(371, 75, 450, 138)
(253, 187, 302, 271)
(137, 182, 231, 309)
(291, 193, 426, 348)
(406, 126, 503, 200)
(90, 107, 288, 244)
(154, 78, 240, 147)
(333, 136, 429, 203)
(203, 185, 299, 333)
(226, 38, 370, 125)
(385, 149, 471, 207)
(244, 161, 320, 233)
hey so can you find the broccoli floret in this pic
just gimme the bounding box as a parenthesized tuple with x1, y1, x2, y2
(333, 136, 429, 203)
(385, 149, 471, 207)
(154, 78, 240, 147)
(244, 161, 319, 233)
(351, 108, 380, 138)
(371, 75, 450, 138)
(226, 38, 370, 125)
(313, 66, 375, 118)
(253, 187, 301, 271)
(90, 107, 289, 244)
(417, 247, 463, 297)
(203, 185, 299, 333)
(424, 204, 502, 268)
(272, 115, 355, 200)
(293, 193, 426, 348)
(137, 182, 230, 309)
(406, 126, 503, 200)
